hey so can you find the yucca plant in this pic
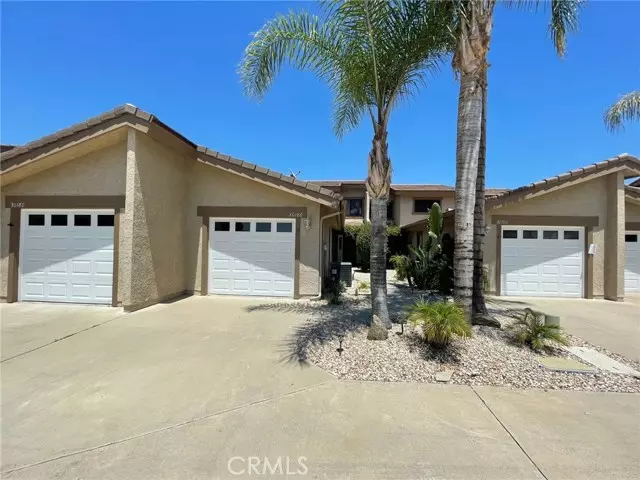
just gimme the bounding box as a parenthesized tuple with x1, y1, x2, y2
(508, 308, 569, 352)
(406, 299, 472, 348)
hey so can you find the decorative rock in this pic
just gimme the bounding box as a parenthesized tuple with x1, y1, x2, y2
(435, 369, 454, 382)
(472, 314, 501, 328)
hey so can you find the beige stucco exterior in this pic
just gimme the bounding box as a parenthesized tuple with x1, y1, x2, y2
(1, 124, 336, 308)
(627, 199, 640, 223)
(0, 138, 128, 301)
(395, 192, 455, 228)
(119, 130, 189, 309)
(186, 161, 323, 296)
(483, 174, 622, 299)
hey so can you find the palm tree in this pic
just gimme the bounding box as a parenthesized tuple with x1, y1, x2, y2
(239, 1, 453, 339)
(604, 91, 640, 132)
(452, 0, 582, 320)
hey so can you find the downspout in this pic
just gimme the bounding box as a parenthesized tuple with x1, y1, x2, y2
(310, 207, 343, 301)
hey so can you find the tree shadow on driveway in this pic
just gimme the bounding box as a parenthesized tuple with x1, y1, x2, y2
(245, 300, 369, 367)
(245, 285, 421, 367)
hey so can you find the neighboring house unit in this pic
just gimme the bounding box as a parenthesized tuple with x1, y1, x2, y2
(406, 154, 640, 300)
(1, 105, 343, 310)
(310, 180, 507, 263)
(1, 105, 638, 309)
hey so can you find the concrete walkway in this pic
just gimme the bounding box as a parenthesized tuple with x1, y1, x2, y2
(2, 297, 639, 479)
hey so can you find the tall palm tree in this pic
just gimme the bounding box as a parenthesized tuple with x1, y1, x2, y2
(604, 91, 640, 132)
(239, 1, 453, 339)
(452, 0, 582, 320)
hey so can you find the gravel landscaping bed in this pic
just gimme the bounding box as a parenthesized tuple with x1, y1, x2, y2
(294, 294, 640, 393)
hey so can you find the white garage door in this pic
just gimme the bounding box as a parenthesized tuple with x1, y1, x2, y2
(624, 231, 640, 293)
(501, 226, 584, 298)
(19, 210, 115, 304)
(209, 218, 295, 297)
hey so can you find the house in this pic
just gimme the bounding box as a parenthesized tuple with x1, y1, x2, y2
(2, 104, 638, 309)
(405, 155, 640, 300)
(0, 105, 344, 311)
(309, 180, 507, 264)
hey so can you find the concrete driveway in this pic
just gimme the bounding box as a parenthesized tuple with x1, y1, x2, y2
(490, 296, 640, 362)
(2, 297, 639, 479)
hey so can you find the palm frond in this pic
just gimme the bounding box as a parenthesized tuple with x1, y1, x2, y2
(549, 0, 581, 57)
(239, 11, 344, 100)
(504, 0, 583, 57)
(604, 91, 640, 132)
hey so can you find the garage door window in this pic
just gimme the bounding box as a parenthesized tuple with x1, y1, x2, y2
(256, 222, 271, 232)
(235, 222, 251, 232)
(214, 221, 230, 232)
(523, 230, 538, 239)
(502, 230, 517, 239)
(626, 234, 638, 242)
(564, 231, 579, 240)
(28, 214, 45, 226)
(97, 214, 114, 227)
(277, 222, 293, 233)
(51, 214, 68, 226)
(74, 214, 91, 227)
(543, 230, 558, 240)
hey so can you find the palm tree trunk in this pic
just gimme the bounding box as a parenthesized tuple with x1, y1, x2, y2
(453, 72, 482, 318)
(472, 72, 488, 317)
(367, 124, 392, 340)
(453, 0, 494, 321)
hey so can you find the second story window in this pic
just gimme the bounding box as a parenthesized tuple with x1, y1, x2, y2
(347, 198, 364, 217)
(413, 199, 440, 213)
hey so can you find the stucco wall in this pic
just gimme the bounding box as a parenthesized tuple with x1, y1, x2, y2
(484, 176, 609, 296)
(119, 130, 188, 308)
(627, 200, 640, 223)
(395, 193, 455, 227)
(0, 141, 127, 300)
(186, 162, 322, 296)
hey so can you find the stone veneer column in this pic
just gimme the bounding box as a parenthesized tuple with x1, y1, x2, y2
(604, 171, 625, 301)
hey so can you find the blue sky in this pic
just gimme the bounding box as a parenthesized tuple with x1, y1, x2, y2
(1, 1, 638, 188)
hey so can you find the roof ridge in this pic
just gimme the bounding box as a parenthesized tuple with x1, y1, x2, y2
(0, 104, 341, 202)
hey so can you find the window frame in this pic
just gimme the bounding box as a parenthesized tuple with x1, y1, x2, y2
(346, 198, 364, 218)
(73, 214, 92, 227)
(412, 199, 441, 214)
(563, 230, 580, 240)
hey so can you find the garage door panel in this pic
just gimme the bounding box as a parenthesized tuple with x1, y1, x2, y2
(625, 231, 640, 293)
(209, 218, 294, 297)
(502, 226, 583, 298)
(19, 210, 114, 304)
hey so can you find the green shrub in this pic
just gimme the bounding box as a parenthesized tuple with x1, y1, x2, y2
(406, 246, 453, 295)
(406, 299, 472, 348)
(344, 222, 401, 271)
(357, 280, 370, 290)
(507, 308, 569, 352)
(390, 254, 412, 281)
(323, 279, 346, 304)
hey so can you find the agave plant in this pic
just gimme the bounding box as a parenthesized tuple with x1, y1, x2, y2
(508, 308, 569, 352)
(406, 299, 471, 348)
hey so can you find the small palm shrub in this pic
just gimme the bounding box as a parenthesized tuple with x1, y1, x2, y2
(357, 280, 370, 290)
(508, 308, 569, 352)
(406, 299, 472, 348)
